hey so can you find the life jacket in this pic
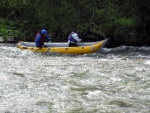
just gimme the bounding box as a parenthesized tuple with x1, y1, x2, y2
(39, 34, 46, 46)
(35, 34, 46, 46)
(68, 32, 77, 44)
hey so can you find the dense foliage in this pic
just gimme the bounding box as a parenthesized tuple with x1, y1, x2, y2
(0, 0, 150, 46)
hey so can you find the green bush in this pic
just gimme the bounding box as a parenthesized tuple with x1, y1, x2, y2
(0, 18, 22, 41)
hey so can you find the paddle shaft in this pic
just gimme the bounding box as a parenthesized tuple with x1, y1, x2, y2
(34, 42, 50, 53)
(34, 45, 45, 53)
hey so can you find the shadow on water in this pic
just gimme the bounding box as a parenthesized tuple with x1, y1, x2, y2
(3, 71, 25, 78)
(13, 72, 25, 78)
(109, 100, 132, 107)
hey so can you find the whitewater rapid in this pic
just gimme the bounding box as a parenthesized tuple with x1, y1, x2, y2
(0, 45, 150, 113)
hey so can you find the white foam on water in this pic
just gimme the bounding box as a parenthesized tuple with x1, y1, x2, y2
(0, 45, 150, 113)
(145, 60, 150, 65)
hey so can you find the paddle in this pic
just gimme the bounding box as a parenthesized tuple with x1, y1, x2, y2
(34, 41, 51, 53)
(34, 45, 44, 53)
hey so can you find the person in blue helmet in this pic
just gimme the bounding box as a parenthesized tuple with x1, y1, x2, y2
(68, 30, 82, 47)
(35, 29, 52, 48)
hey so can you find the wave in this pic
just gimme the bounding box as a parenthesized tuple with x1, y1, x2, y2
(0, 45, 149, 59)
(99, 46, 150, 58)
(101, 46, 150, 53)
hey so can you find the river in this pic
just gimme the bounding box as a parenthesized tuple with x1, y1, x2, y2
(0, 45, 150, 113)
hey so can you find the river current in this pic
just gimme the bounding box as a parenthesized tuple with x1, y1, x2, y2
(0, 44, 150, 113)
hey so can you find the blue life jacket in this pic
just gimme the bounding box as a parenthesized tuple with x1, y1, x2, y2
(35, 34, 51, 47)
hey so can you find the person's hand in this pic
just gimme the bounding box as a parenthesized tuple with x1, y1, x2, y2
(39, 46, 42, 49)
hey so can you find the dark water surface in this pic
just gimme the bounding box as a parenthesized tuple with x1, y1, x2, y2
(0, 45, 150, 113)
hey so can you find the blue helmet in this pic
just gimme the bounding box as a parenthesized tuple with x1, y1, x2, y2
(41, 29, 47, 34)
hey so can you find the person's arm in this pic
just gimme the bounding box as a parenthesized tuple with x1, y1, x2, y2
(45, 35, 52, 42)
(72, 33, 81, 42)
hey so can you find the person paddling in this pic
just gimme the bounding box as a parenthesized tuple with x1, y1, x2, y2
(68, 30, 82, 47)
(35, 29, 52, 48)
